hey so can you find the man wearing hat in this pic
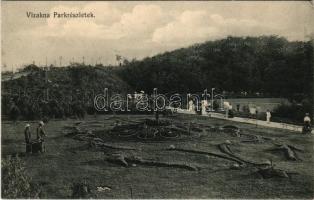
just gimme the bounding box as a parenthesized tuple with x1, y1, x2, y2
(24, 124, 32, 153)
(304, 113, 311, 125)
(303, 113, 312, 134)
(37, 121, 46, 152)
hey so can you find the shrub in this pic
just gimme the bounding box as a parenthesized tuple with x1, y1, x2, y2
(213, 100, 220, 111)
(1, 156, 41, 198)
(272, 101, 312, 123)
(71, 181, 92, 198)
(9, 105, 20, 121)
(242, 105, 250, 114)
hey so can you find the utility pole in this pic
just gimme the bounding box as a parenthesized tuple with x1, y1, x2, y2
(99, 57, 102, 65)
(82, 56, 85, 65)
(45, 64, 49, 101)
(211, 88, 215, 111)
(313, 55, 314, 122)
(59, 56, 62, 67)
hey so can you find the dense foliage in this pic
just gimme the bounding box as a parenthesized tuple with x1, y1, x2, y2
(117, 36, 312, 101)
(272, 99, 312, 123)
(2, 65, 130, 120)
(1, 156, 42, 198)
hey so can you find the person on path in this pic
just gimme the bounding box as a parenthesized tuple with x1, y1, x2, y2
(266, 110, 271, 123)
(188, 100, 194, 112)
(303, 113, 312, 134)
(304, 113, 311, 126)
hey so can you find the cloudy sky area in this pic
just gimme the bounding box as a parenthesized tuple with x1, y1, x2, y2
(1, 1, 314, 71)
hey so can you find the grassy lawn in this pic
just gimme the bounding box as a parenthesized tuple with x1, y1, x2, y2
(2, 114, 314, 198)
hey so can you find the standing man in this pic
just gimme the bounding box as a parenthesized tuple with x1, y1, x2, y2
(224, 101, 230, 118)
(188, 99, 194, 112)
(201, 99, 208, 115)
(24, 124, 31, 153)
(228, 103, 234, 118)
(266, 110, 271, 123)
(37, 121, 46, 152)
(304, 113, 311, 125)
(249, 105, 256, 118)
(303, 113, 311, 134)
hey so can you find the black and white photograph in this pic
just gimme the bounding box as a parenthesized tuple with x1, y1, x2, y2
(1, 1, 314, 199)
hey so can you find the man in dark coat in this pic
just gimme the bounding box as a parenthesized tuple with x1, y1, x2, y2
(36, 121, 46, 152)
(24, 124, 31, 153)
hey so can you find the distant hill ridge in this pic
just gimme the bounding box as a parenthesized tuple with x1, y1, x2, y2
(117, 35, 312, 101)
(2, 64, 130, 98)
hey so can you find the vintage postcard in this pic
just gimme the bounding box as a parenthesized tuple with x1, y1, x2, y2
(1, 1, 314, 199)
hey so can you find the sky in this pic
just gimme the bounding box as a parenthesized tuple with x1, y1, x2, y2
(1, 1, 314, 71)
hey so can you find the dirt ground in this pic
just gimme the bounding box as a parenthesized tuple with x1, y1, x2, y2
(1, 114, 314, 198)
